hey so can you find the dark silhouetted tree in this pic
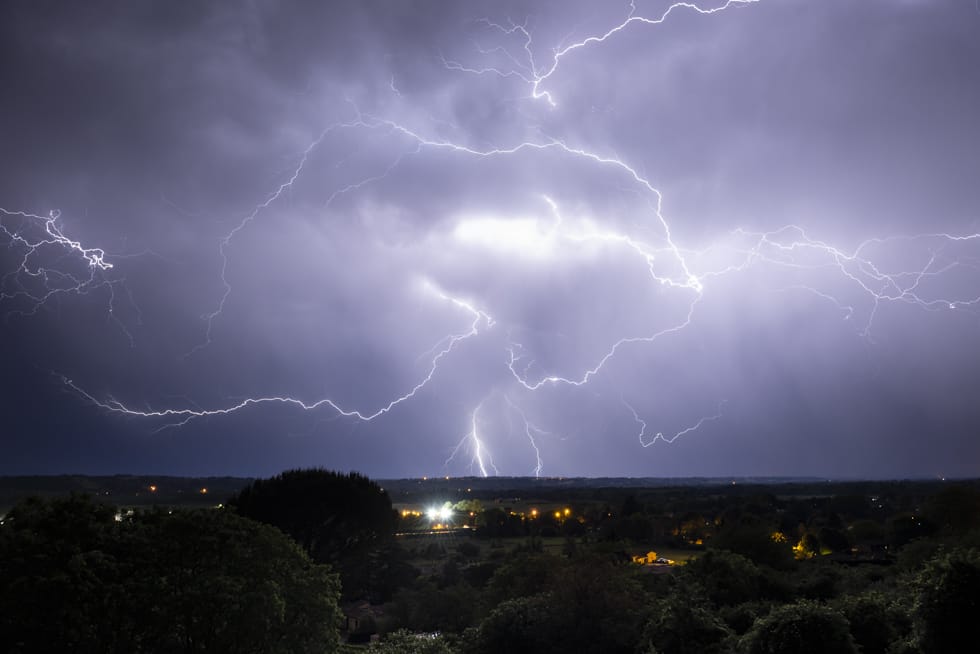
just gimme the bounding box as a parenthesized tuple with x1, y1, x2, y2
(641, 590, 733, 654)
(835, 592, 901, 654)
(911, 548, 980, 654)
(681, 549, 764, 607)
(740, 601, 857, 654)
(469, 554, 649, 654)
(229, 468, 396, 598)
(0, 495, 342, 654)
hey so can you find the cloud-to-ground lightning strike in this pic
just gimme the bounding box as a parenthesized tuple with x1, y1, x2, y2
(445, 398, 498, 478)
(6, 0, 980, 476)
(504, 395, 546, 478)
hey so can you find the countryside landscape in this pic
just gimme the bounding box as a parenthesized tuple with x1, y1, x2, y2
(3, 472, 979, 652)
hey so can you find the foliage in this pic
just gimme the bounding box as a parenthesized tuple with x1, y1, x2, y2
(911, 548, 980, 654)
(467, 555, 650, 654)
(792, 561, 842, 600)
(390, 582, 480, 634)
(713, 517, 795, 570)
(681, 549, 765, 606)
(835, 592, 901, 654)
(923, 485, 980, 535)
(463, 594, 553, 654)
(483, 551, 566, 606)
(0, 495, 341, 653)
(739, 601, 858, 654)
(229, 468, 396, 598)
(642, 591, 734, 654)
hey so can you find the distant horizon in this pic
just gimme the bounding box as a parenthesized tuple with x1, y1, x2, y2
(1, 471, 973, 483)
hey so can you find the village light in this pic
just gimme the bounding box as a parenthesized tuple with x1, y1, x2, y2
(426, 505, 453, 522)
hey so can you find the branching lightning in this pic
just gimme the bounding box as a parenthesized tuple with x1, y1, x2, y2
(445, 398, 498, 478)
(444, 0, 761, 107)
(504, 395, 547, 478)
(623, 398, 726, 447)
(0, 207, 140, 343)
(6, 0, 980, 476)
(63, 283, 492, 430)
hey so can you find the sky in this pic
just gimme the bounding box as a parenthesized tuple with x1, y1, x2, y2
(1, 0, 979, 479)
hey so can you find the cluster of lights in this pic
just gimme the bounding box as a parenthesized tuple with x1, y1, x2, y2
(426, 506, 453, 522)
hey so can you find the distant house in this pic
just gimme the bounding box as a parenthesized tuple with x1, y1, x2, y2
(632, 551, 658, 565)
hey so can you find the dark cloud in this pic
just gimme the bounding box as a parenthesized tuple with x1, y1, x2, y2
(2, 0, 979, 478)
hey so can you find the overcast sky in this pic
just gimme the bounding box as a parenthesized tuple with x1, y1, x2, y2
(2, 0, 979, 478)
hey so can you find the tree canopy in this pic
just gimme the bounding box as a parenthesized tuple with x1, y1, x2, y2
(229, 468, 397, 599)
(0, 494, 341, 654)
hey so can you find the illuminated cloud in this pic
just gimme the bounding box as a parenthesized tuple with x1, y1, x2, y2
(1, 0, 978, 478)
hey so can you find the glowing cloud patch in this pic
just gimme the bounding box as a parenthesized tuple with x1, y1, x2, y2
(453, 216, 557, 259)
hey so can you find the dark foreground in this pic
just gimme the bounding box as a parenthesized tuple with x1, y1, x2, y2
(2, 472, 978, 653)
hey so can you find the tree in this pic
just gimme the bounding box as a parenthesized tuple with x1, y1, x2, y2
(0, 495, 342, 653)
(465, 594, 553, 654)
(911, 548, 980, 654)
(924, 485, 980, 535)
(392, 582, 481, 634)
(642, 591, 734, 654)
(713, 518, 795, 570)
(127, 507, 342, 653)
(681, 549, 764, 607)
(739, 601, 858, 654)
(483, 551, 565, 606)
(0, 494, 123, 653)
(470, 555, 649, 654)
(229, 468, 396, 598)
(835, 592, 900, 654)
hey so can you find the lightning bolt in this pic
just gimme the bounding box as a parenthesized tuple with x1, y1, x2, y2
(623, 398, 726, 447)
(444, 0, 761, 107)
(64, 282, 492, 429)
(7, 0, 978, 476)
(54, 79, 980, 470)
(504, 395, 547, 478)
(0, 207, 142, 344)
(445, 397, 498, 477)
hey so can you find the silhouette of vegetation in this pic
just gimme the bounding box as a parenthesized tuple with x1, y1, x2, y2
(740, 601, 857, 654)
(911, 548, 980, 654)
(2, 475, 979, 652)
(0, 494, 340, 653)
(229, 468, 396, 599)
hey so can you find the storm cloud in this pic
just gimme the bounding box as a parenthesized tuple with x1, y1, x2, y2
(2, 0, 979, 478)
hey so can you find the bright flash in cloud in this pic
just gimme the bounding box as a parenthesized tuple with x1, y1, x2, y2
(453, 215, 558, 259)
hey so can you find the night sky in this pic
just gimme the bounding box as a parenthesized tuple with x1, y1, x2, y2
(2, 0, 979, 479)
